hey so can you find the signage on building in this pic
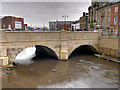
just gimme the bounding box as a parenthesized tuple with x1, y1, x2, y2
(15, 21, 22, 29)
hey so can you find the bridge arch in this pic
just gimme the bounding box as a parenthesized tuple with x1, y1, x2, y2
(33, 45, 58, 59)
(68, 44, 98, 58)
(7, 44, 59, 63)
(17, 45, 59, 59)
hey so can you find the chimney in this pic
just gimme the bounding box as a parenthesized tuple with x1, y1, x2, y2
(83, 12, 86, 17)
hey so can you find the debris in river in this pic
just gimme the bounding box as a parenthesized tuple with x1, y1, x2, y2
(76, 65, 80, 67)
(79, 60, 92, 64)
(117, 67, 120, 69)
(104, 70, 110, 72)
(80, 60, 84, 62)
(6, 67, 14, 71)
(52, 69, 56, 72)
(10, 67, 14, 70)
(6, 71, 10, 74)
(29, 69, 35, 72)
(48, 80, 52, 83)
(86, 61, 92, 64)
(6, 68, 10, 71)
(89, 66, 100, 71)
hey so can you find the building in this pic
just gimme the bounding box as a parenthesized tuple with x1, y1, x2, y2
(72, 20, 80, 31)
(80, 12, 89, 30)
(49, 21, 56, 31)
(87, 1, 120, 36)
(24, 24, 28, 30)
(95, 2, 120, 36)
(2, 16, 24, 30)
(96, 2, 112, 35)
(110, 2, 120, 36)
(49, 21, 73, 31)
(0, 18, 2, 29)
(88, 2, 99, 30)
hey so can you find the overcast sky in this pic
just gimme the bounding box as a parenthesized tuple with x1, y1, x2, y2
(2, 2, 91, 27)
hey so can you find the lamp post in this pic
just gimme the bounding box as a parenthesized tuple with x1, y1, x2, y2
(62, 15, 68, 30)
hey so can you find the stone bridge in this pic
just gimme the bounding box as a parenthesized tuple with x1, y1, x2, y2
(0, 30, 101, 66)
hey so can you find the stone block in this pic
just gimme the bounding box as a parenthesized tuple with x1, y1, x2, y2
(0, 57, 8, 66)
(60, 51, 68, 60)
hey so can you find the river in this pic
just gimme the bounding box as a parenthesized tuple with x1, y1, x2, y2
(2, 55, 118, 88)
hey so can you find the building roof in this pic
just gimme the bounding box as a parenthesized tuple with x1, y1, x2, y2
(49, 21, 73, 24)
(73, 20, 79, 24)
(3, 16, 24, 19)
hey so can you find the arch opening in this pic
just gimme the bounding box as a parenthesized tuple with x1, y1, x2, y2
(69, 45, 98, 59)
(13, 45, 58, 65)
(32, 45, 58, 60)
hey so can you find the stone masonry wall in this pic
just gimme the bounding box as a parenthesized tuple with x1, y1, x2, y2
(7, 48, 23, 63)
(99, 37, 119, 57)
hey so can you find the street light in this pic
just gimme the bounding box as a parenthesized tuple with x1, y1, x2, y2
(62, 15, 68, 30)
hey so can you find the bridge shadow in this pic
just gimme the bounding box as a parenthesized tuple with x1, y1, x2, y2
(68, 45, 98, 59)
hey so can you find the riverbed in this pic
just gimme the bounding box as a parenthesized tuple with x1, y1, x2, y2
(2, 55, 118, 88)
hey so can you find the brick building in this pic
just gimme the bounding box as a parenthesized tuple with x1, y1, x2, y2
(110, 2, 120, 36)
(87, 1, 120, 36)
(49, 21, 73, 31)
(80, 12, 89, 30)
(2, 16, 24, 30)
(96, 2, 111, 35)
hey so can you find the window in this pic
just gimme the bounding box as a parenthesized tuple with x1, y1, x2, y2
(111, 28, 113, 36)
(8, 25, 11, 30)
(102, 8, 104, 13)
(102, 17, 104, 22)
(83, 19, 84, 22)
(114, 16, 117, 23)
(102, 8, 105, 15)
(15, 21, 22, 29)
(115, 28, 117, 35)
(108, 7, 110, 12)
(103, 27, 105, 33)
(3, 25, 5, 29)
(115, 6, 118, 12)
(107, 16, 110, 22)
(98, 10, 100, 15)
(98, 18, 99, 22)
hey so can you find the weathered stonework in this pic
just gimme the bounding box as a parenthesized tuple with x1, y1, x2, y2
(0, 30, 119, 66)
(7, 48, 23, 62)
(99, 37, 120, 58)
(99, 47, 118, 57)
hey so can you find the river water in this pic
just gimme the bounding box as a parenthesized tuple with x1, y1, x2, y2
(2, 55, 119, 88)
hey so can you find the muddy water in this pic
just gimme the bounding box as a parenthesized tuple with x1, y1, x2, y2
(2, 55, 119, 88)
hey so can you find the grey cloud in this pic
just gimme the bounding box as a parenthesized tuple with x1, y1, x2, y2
(2, 2, 90, 27)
